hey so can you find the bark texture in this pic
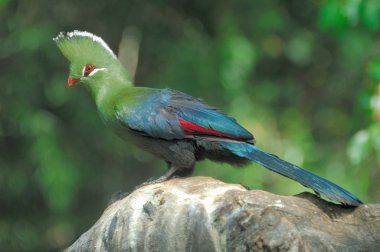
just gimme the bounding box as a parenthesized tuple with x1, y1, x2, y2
(66, 177, 380, 252)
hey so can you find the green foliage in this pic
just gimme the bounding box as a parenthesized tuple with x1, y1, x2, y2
(369, 59, 380, 81)
(319, 0, 380, 32)
(319, 0, 349, 32)
(1, 0, 380, 251)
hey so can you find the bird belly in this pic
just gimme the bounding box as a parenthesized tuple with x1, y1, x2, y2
(117, 128, 197, 169)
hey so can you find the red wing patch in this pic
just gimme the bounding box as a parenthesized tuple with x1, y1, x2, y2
(178, 118, 235, 138)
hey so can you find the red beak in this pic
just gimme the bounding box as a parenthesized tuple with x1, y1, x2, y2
(67, 77, 81, 87)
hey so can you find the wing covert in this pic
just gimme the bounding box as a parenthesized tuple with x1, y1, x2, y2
(120, 89, 254, 142)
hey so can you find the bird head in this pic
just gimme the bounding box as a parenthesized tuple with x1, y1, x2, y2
(54, 30, 128, 90)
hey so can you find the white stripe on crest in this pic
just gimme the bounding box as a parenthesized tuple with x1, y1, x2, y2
(55, 30, 117, 59)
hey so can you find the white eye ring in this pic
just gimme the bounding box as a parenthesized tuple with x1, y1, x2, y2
(88, 67, 106, 77)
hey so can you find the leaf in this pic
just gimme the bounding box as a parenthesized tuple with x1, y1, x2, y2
(319, 0, 349, 32)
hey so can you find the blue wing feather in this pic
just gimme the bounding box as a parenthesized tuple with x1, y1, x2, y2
(123, 90, 184, 139)
(123, 89, 254, 141)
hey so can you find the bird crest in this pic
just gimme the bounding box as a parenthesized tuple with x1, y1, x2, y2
(53, 30, 117, 66)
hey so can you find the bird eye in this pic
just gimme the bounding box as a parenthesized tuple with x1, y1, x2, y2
(83, 64, 96, 77)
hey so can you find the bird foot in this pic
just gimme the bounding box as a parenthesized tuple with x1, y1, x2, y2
(134, 165, 180, 190)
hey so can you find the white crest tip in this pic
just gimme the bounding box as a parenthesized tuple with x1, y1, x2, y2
(53, 30, 117, 59)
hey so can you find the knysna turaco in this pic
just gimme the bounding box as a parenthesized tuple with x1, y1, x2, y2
(54, 30, 362, 206)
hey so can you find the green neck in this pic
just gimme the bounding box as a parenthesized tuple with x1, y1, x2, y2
(83, 64, 132, 109)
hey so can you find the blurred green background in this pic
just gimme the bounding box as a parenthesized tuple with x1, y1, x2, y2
(1, 0, 380, 251)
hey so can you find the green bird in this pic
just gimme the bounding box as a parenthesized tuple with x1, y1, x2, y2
(54, 30, 362, 206)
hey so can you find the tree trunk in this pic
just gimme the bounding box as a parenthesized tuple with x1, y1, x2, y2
(66, 177, 380, 252)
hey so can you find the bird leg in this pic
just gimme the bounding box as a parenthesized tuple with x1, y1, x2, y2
(136, 164, 180, 188)
(172, 166, 194, 177)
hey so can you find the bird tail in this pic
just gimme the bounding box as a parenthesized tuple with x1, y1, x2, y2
(219, 142, 362, 206)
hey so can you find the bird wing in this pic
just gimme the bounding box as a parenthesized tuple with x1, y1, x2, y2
(120, 89, 254, 142)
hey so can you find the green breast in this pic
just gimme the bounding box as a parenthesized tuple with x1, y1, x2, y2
(96, 86, 156, 135)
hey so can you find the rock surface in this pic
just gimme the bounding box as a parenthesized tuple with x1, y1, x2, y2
(66, 177, 380, 252)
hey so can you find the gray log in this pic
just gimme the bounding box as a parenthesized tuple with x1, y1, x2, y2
(66, 177, 380, 252)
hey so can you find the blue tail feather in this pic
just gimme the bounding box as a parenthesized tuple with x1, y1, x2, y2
(220, 142, 362, 206)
